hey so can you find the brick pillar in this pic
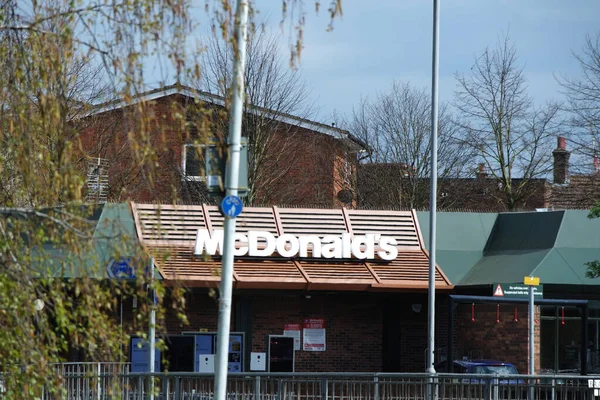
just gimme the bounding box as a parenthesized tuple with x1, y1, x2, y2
(553, 136, 570, 184)
(476, 163, 488, 179)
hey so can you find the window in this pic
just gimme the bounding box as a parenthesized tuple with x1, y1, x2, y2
(181, 140, 249, 196)
(182, 143, 227, 189)
(182, 144, 205, 181)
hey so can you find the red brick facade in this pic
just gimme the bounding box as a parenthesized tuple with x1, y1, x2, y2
(250, 294, 383, 372)
(358, 164, 548, 211)
(117, 289, 547, 373)
(455, 304, 541, 374)
(124, 290, 458, 373)
(358, 137, 600, 211)
(81, 89, 359, 207)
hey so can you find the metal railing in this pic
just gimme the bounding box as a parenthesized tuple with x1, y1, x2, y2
(55, 362, 131, 376)
(54, 363, 131, 400)
(7, 371, 598, 400)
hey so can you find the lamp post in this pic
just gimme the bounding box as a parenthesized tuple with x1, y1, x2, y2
(214, 2, 249, 400)
(426, 0, 440, 378)
(524, 275, 539, 400)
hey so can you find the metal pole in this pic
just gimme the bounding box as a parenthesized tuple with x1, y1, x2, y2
(120, 294, 123, 356)
(447, 297, 454, 373)
(214, 2, 249, 400)
(582, 303, 589, 375)
(149, 257, 156, 400)
(426, 0, 440, 376)
(528, 286, 534, 375)
(528, 286, 534, 400)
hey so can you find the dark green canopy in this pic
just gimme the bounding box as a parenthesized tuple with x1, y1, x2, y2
(417, 210, 600, 287)
(5, 203, 144, 279)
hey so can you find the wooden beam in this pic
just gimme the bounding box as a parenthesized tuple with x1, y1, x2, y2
(341, 206, 353, 235)
(202, 203, 213, 232)
(272, 205, 284, 235)
(130, 201, 146, 244)
(363, 262, 382, 284)
(411, 209, 426, 251)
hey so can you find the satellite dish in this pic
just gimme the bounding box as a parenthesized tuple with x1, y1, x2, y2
(337, 189, 353, 204)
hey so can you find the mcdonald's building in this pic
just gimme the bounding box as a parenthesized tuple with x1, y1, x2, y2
(98, 203, 600, 375)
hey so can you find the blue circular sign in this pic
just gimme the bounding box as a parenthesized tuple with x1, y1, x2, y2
(221, 195, 244, 217)
(107, 257, 135, 279)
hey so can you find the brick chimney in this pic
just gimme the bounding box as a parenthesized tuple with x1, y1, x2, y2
(553, 136, 570, 184)
(476, 163, 488, 179)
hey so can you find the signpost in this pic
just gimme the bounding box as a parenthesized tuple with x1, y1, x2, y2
(214, 1, 249, 399)
(524, 276, 539, 400)
(492, 283, 543, 298)
(220, 196, 243, 218)
(524, 276, 540, 286)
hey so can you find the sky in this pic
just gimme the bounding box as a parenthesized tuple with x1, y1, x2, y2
(227, 0, 600, 124)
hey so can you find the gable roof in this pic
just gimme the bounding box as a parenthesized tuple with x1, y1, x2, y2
(87, 84, 364, 148)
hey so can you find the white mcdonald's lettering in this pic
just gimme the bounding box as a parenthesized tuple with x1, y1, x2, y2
(194, 230, 399, 260)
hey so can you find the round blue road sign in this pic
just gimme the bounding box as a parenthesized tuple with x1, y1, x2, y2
(107, 257, 135, 279)
(221, 195, 243, 217)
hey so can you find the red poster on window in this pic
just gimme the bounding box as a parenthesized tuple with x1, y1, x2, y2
(283, 324, 302, 350)
(303, 319, 326, 351)
(303, 319, 325, 329)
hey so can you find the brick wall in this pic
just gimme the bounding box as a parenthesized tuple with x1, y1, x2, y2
(357, 164, 548, 211)
(150, 291, 386, 372)
(257, 129, 342, 207)
(119, 290, 507, 374)
(154, 291, 452, 372)
(250, 293, 383, 372)
(81, 93, 356, 207)
(80, 95, 190, 202)
(550, 174, 600, 209)
(166, 291, 220, 333)
(455, 303, 540, 374)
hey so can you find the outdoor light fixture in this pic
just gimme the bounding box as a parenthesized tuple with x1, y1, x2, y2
(412, 304, 422, 313)
(305, 295, 312, 299)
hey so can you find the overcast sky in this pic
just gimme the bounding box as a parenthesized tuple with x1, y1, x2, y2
(232, 0, 600, 124)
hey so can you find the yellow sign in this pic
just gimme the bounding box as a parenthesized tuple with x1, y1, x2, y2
(523, 276, 540, 286)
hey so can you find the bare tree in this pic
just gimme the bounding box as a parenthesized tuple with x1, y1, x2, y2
(560, 32, 600, 135)
(454, 35, 561, 210)
(193, 28, 316, 205)
(0, 0, 114, 206)
(350, 81, 473, 209)
(557, 32, 600, 175)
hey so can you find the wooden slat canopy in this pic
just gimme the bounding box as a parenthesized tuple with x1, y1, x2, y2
(131, 203, 452, 291)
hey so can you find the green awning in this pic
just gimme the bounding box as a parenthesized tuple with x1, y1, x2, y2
(416, 211, 497, 284)
(417, 209, 600, 288)
(17, 203, 145, 279)
(454, 210, 600, 287)
(459, 249, 551, 286)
